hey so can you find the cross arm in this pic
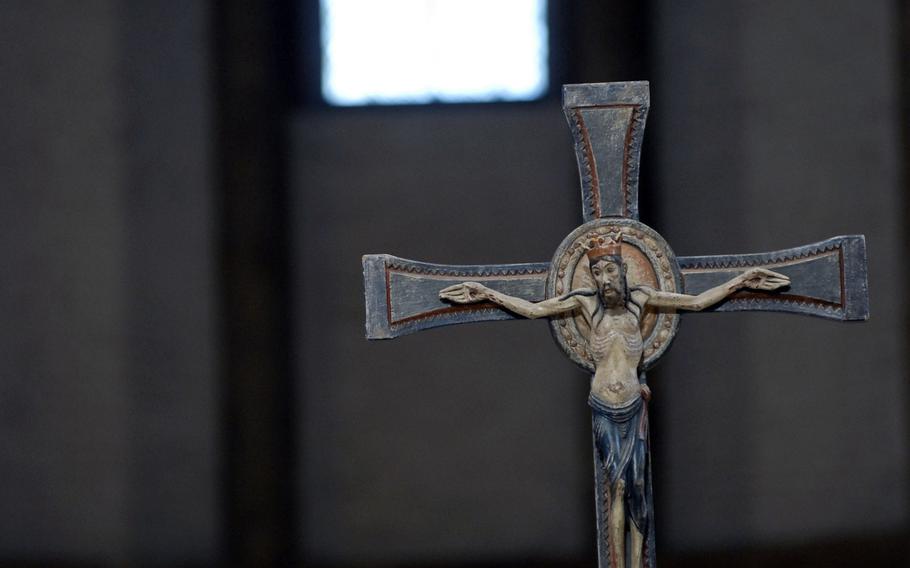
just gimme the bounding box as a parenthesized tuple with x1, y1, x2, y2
(677, 235, 868, 321)
(362, 254, 549, 339)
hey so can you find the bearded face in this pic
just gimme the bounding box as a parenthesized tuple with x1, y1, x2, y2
(590, 256, 627, 307)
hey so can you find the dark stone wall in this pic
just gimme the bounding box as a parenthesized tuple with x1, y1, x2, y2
(651, 0, 906, 551)
(0, 2, 218, 563)
(292, 105, 592, 563)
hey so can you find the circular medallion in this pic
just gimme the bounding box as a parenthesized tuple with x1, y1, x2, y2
(547, 218, 682, 372)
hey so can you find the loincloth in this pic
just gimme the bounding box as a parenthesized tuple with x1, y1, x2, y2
(589, 391, 651, 533)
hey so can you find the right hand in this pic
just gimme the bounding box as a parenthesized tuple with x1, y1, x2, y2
(439, 282, 491, 304)
(640, 384, 652, 402)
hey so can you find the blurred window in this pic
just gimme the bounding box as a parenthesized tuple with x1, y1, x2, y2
(321, 0, 549, 106)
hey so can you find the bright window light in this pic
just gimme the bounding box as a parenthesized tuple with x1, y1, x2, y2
(321, 0, 549, 106)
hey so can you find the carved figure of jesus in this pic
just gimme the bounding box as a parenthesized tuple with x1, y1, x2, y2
(439, 233, 789, 568)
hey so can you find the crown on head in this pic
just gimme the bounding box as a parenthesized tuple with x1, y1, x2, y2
(586, 231, 623, 262)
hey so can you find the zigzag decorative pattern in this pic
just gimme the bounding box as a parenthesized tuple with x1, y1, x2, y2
(681, 241, 848, 315)
(390, 305, 509, 327)
(594, 459, 613, 568)
(570, 105, 645, 220)
(724, 296, 844, 314)
(570, 109, 600, 219)
(387, 262, 548, 278)
(385, 259, 548, 327)
(623, 106, 643, 218)
(680, 242, 841, 270)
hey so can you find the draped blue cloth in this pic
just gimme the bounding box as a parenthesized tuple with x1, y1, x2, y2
(589, 392, 651, 534)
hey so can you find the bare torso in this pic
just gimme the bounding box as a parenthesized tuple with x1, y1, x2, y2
(586, 306, 644, 406)
(439, 266, 789, 408)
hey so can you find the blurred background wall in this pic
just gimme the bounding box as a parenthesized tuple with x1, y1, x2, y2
(0, 1, 907, 567)
(0, 2, 218, 565)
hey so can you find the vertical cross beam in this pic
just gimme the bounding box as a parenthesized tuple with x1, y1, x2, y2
(564, 82, 649, 220)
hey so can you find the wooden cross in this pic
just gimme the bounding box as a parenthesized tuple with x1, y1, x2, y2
(361, 81, 868, 567)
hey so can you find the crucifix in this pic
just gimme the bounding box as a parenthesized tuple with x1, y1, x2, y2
(361, 81, 869, 567)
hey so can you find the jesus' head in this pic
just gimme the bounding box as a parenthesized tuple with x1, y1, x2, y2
(586, 233, 628, 308)
(589, 255, 628, 308)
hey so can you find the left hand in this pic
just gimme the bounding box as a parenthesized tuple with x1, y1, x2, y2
(737, 268, 790, 291)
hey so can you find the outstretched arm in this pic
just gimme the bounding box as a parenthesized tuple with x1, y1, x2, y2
(439, 282, 583, 319)
(640, 268, 790, 311)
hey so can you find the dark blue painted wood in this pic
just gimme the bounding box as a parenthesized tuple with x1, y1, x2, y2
(563, 82, 649, 221)
(679, 235, 868, 321)
(362, 254, 549, 339)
